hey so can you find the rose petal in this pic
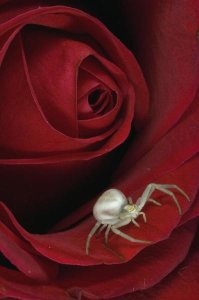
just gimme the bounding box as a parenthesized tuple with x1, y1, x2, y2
(121, 227, 199, 300)
(0, 153, 197, 267)
(0, 219, 196, 299)
(0, 221, 59, 282)
(120, 0, 199, 161)
(51, 101, 199, 240)
(63, 220, 198, 299)
(28, 6, 149, 127)
(0, 5, 139, 163)
(179, 192, 199, 226)
(0, 266, 70, 300)
(113, 88, 199, 193)
(22, 26, 79, 137)
(0, 32, 77, 156)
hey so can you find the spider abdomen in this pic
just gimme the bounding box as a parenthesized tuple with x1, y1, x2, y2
(93, 189, 128, 224)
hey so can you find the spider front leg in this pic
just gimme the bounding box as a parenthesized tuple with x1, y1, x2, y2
(148, 198, 162, 206)
(137, 183, 190, 216)
(151, 184, 190, 215)
(138, 212, 147, 223)
(154, 185, 182, 214)
(157, 184, 190, 202)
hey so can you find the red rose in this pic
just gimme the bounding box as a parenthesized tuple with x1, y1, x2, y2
(0, 0, 148, 231)
(0, 1, 199, 300)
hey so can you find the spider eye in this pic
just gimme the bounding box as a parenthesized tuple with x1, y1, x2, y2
(124, 204, 137, 212)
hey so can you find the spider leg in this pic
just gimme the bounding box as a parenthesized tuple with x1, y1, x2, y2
(148, 198, 162, 206)
(105, 224, 112, 245)
(152, 185, 182, 215)
(97, 224, 107, 236)
(131, 218, 140, 227)
(86, 221, 101, 255)
(135, 185, 157, 210)
(128, 196, 133, 204)
(137, 183, 188, 215)
(138, 212, 147, 223)
(156, 184, 190, 202)
(111, 227, 152, 244)
(105, 219, 131, 245)
(113, 218, 132, 229)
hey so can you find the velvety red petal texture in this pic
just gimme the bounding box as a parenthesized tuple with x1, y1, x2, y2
(0, 2, 148, 232)
(119, 0, 199, 163)
(0, 220, 197, 299)
(0, 0, 198, 300)
(114, 225, 199, 300)
(0, 6, 138, 160)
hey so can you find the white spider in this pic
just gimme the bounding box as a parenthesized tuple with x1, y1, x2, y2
(86, 183, 190, 255)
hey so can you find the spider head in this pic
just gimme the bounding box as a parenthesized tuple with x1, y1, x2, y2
(120, 204, 139, 219)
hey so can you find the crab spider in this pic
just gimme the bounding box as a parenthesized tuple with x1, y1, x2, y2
(86, 183, 190, 255)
